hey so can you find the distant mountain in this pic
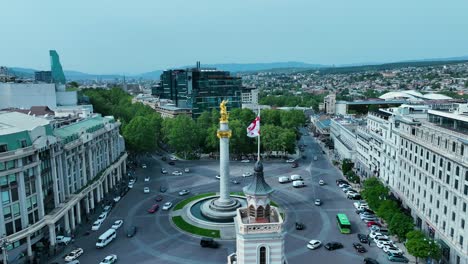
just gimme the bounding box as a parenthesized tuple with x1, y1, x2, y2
(6, 56, 468, 81)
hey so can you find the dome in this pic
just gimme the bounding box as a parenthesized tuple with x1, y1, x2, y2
(422, 93, 452, 100)
(379, 90, 423, 101)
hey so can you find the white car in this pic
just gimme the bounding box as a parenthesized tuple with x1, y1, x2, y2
(144, 187, 150, 193)
(339, 183, 350, 188)
(215, 175, 221, 180)
(56, 235, 72, 245)
(111, 220, 123, 230)
(383, 245, 404, 255)
(292, 180, 306, 188)
(307, 240, 321, 249)
(314, 199, 322, 206)
(374, 236, 392, 244)
(241, 159, 251, 163)
(65, 248, 84, 262)
(99, 254, 118, 264)
(319, 180, 325, 186)
(286, 159, 295, 163)
(113, 196, 121, 203)
(144, 176, 150, 182)
(98, 212, 107, 222)
(103, 205, 112, 213)
(184, 168, 190, 173)
(128, 182, 134, 188)
(290, 174, 302, 181)
(376, 240, 395, 249)
(172, 171, 183, 176)
(170, 156, 177, 161)
(91, 220, 103, 231)
(369, 231, 386, 239)
(242, 172, 253, 177)
(142, 164, 147, 169)
(162, 202, 173, 210)
(353, 201, 368, 209)
(179, 189, 190, 196)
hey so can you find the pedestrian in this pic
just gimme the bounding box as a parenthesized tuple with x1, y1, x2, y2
(368, 239, 371, 246)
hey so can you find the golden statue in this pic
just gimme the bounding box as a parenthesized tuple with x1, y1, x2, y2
(219, 100, 229, 123)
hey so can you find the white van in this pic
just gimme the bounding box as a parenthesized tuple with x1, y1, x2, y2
(96, 228, 116, 248)
(278, 176, 291, 183)
(292, 180, 305, 188)
(290, 175, 303, 181)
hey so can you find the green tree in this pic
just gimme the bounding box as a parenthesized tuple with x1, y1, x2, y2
(341, 159, 354, 174)
(376, 200, 399, 222)
(406, 231, 442, 264)
(123, 116, 158, 153)
(261, 109, 281, 126)
(162, 116, 201, 159)
(388, 213, 414, 241)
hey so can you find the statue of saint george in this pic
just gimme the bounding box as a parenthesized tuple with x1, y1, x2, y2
(219, 100, 229, 123)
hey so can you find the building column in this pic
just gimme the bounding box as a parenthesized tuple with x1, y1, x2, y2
(81, 151, 88, 185)
(48, 224, 56, 246)
(70, 207, 76, 231)
(88, 148, 94, 178)
(51, 153, 60, 206)
(57, 155, 67, 200)
(64, 210, 70, 234)
(76, 202, 81, 225)
(96, 186, 101, 203)
(35, 163, 45, 218)
(90, 191, 95, 210)
(17, 165, 30, 228)
(26, 235, 33, 260)
(85, 195, 90, 215)
(104, 176, 109, 194)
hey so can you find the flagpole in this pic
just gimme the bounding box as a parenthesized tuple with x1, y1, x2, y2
(257, 106, 261, 162)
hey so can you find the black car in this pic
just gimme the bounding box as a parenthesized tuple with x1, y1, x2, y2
(295, 222, 305, 230)
(353, 243, 367, 253)
(168, 161, 175, 165)
(357, 234, 369, 243)
(200, 237, 219, 248)
(356, 208, 375, 215)
(336, 179, 349, 185)
(291, 162, 299, 168)
(161, 156, 167, 161)
(127, 226, 137, 237)
(364, 258, 379, 264)
(324, 242, 343, 250)
(160, 186, 167, 193)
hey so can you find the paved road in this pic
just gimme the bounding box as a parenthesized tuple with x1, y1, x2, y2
(50, 128, 394, 264)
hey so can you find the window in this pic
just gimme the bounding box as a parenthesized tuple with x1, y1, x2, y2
(1, 191, 10, 205)
(455, 179, 459, 190)
(465, 185, 468, 195)
(454, 196, 457, 206)
(0, 144, 7, 153)
(459, 236, 463, 246)
(450, 228, 454, 237)
(455, 166, 460, 176)
(464, 203, 467, 212)
(461, 219, 465, 229)
(452, 142, 456, 152)
(447, 162, 451, 171)
(452, 212, 456, 221)
(259, 247, 266, 264)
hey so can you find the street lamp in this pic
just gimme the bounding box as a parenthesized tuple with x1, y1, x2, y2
(0, 234, 11, 264)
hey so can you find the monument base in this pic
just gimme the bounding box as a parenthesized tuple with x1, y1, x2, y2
(200, 197, 242, 222)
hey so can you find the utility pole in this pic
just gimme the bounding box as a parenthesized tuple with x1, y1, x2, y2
(0, 234, 11, 264)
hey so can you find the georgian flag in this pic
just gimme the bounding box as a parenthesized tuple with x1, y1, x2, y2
(247, 116, 260, 138)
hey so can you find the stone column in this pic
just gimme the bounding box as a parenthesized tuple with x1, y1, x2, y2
(35, 163, 45, 218)
(96, 186, 101, 203)
(81, 151, 88, 185)
(51, 153, 60, 206)
(26, 235, 33, 260)
(104, 176, 109, 194)
(85, 196, 90, 214)
(76, 202, 81, 225)
(90, 191, 95, 210)
(57, 155, 67, 200)
(88, 148, 94, 178)
(17, 162, 30, 228)
(70, 207, 76, 231)
(48, 224, 56, 246)
(64, 210, 70, 234)
(217, 122, 231, 204)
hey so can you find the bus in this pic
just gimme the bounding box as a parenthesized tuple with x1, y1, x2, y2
(336, 213, 351, 234)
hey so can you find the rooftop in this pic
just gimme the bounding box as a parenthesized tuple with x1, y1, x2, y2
(54, 115, 113, 140)
(0, 112, 50, 136)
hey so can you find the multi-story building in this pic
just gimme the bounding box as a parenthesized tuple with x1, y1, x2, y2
(154, 62, 246, 118)
(356, 103, 468, 263)
(323, 93, 336, 115)
(396, 105, 468, 264)
(330, 118, 364, 162)
(0, 111, 127, 261)
(49, 50, 66, 85)
(34, 71, 52, 83)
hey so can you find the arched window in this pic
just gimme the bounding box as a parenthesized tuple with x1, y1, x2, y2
(265, 205, 271, 218)
(257, 206, 264, 218)
(249, 205, 256, 217)
(259, 246, 266, 264)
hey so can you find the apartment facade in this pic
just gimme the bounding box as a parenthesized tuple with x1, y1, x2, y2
(0, 112, 127, 261)
(356, 104, 468, 264)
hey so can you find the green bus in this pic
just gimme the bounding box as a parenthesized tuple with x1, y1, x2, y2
(336, 213, 351, 234)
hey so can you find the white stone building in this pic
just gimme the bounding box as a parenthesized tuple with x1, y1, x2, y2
(0, 112, 127, 261)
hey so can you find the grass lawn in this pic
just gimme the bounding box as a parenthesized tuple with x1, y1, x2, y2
(173, 193, 216, 211)
(172, 216, 221, 238)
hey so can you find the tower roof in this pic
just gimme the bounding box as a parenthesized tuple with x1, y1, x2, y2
(243, 161, 274, 196)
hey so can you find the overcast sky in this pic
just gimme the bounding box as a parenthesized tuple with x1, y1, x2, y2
(1, 0, 468, 74)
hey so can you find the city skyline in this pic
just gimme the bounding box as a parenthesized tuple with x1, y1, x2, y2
(1, 0, 468, 74)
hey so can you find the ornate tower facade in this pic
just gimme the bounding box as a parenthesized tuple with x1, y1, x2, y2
(228, 161, 286, 264)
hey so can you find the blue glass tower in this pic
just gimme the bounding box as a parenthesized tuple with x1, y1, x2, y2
(49, 50, 66, 84)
